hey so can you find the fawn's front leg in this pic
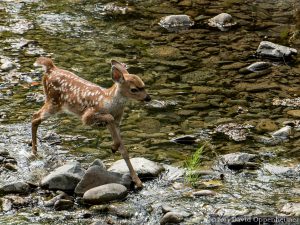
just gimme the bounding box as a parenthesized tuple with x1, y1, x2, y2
(82, 109, 143, 188)
(107, 123, 143, 189)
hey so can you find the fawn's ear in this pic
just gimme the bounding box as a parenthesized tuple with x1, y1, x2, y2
(111, 60, 128, 74)
(111, 65, 125, 83)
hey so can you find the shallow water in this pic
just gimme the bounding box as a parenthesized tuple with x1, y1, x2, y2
(0, 0, 300, 224)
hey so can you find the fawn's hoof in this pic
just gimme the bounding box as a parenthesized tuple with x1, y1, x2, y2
(133, 179, 143, 189)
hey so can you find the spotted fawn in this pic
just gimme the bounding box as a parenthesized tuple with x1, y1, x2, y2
(32, 57, 151, 188)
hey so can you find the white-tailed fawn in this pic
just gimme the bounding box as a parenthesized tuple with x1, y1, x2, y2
(32, 57, 151, 188)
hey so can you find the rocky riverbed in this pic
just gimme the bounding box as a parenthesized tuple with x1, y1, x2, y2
(1, 0, 300, 224)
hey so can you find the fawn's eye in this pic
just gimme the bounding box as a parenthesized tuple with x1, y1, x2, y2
(131, 88, 139, 93)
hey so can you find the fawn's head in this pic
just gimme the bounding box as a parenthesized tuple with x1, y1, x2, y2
(111, 60, 151, 102)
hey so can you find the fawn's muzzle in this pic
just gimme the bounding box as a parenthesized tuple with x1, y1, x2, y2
(144, 95, 151, 102)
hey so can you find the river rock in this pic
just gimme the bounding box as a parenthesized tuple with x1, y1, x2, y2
(40, 161, 85, 192)
(108, 157, 164, 178)
(54, 199, 74, 211)
(208, 13, 237, 31)
(271, 126, 293, 139)
(255, 119, 278, 133)
(263, 164, 298, 177)
(214, 123, 253, 141)
(0, 181, 30, 195)
(170, 135, 197, 144)
(108, 203, 135, 218)
(281, 203, 300, 216)
(246, 62, 272, 72)
(75, 165, 132, 195)
(0, 58, 16, 72)
(193, 190, 217, 196)
(214, 152, 259, 171)
(83, 183, 127, 204)
(90, 158, 106, 170)
(158, 15, 194, 32)
(256, 41, 297, 58)
(287, 110, 300, 118)
(160, 211, 184, 224)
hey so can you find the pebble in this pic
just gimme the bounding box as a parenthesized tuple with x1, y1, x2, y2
(208, 13, 237, 31)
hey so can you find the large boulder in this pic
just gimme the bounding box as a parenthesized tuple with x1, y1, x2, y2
(108, 157, 164, 178)
(40, 161, 85, 192)
(75, 165, 132, 195)
(83, 183, 127, 204)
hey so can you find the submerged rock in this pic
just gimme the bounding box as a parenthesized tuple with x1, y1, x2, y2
(273, 98, 300, 107)
(83, 183, 127, 205)
(271, 126, 293, 139)
(214, 152, 259, 171)
(75, 165, 132, 195)
(41, 161, 85, 192)
(214, 123, 253, 141)
(160, 211, 184, 224)
(263, 164, 297, 177)
(159, 15, 194, 32)
(108, 157, 164, 178)
(102, 3, 134, 15)
(256, 41, 297, 58)
(208, 13, 237, 31)
(108, 203, 135, 218)
(54, 199, 74, 211)
(246, 62, 272, 72)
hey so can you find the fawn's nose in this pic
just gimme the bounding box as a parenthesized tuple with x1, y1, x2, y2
(144, 95, 151, 102)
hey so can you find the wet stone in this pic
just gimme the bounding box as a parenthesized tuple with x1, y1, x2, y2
(0, 181, 30, 195)
(214, 152, 259, 171)
(246, 62, 272, 72)
(40, 161, 85, 192)
(108, 203, 135, 218)
(54, 199, 74, 211)
(256, 41, 297, 59)
(83, 183, 127, 205)
(192, 190, 217, 196)
(75, 165, 132, 196)
(90, 159, 106, 170)
(158, 15, 194, 32)
(255, 119, 278, 133)
(108, 157, 164, 178)
(208, 13, 237, 31)
(263, 164, 298, 177)
(271, 126, 293, 139)
(160, 211, 184, 224)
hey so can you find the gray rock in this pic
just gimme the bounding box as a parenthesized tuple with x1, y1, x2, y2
(208, 13, 237, 31)
(44, 191, 71, 207)
(256, 41, 297, 58)
(0, 58, 16, 72)
(54, 199, 74, 211)
(193, 190, 217, 196)
(271, 126, 293, 139)
(214, 152, 259, 171)
(90, 159, 106, 170)
(108, 157, 164, 178)
(246, 62, 272, 72)
(75, 165, 132, 196)
(83, 183, 127, 205)
(263, 164, 298, 177)
(159, 15, 194, 32)
(0, 181, 30, 194)
(41, 161, 85, 192)
(160, 211, 184, 224)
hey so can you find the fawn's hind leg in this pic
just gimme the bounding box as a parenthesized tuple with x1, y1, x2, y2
(32, 103, 58, 155)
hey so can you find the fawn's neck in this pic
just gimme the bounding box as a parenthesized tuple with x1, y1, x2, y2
(103, 83, 127, 109)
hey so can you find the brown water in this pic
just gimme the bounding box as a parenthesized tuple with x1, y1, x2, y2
(0, 0, 300, 224)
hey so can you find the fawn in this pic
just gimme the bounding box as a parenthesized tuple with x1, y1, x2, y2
(32, 57, 151, 188)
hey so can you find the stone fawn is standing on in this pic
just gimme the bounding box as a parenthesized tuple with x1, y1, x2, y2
(32, 57, 151, 188)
